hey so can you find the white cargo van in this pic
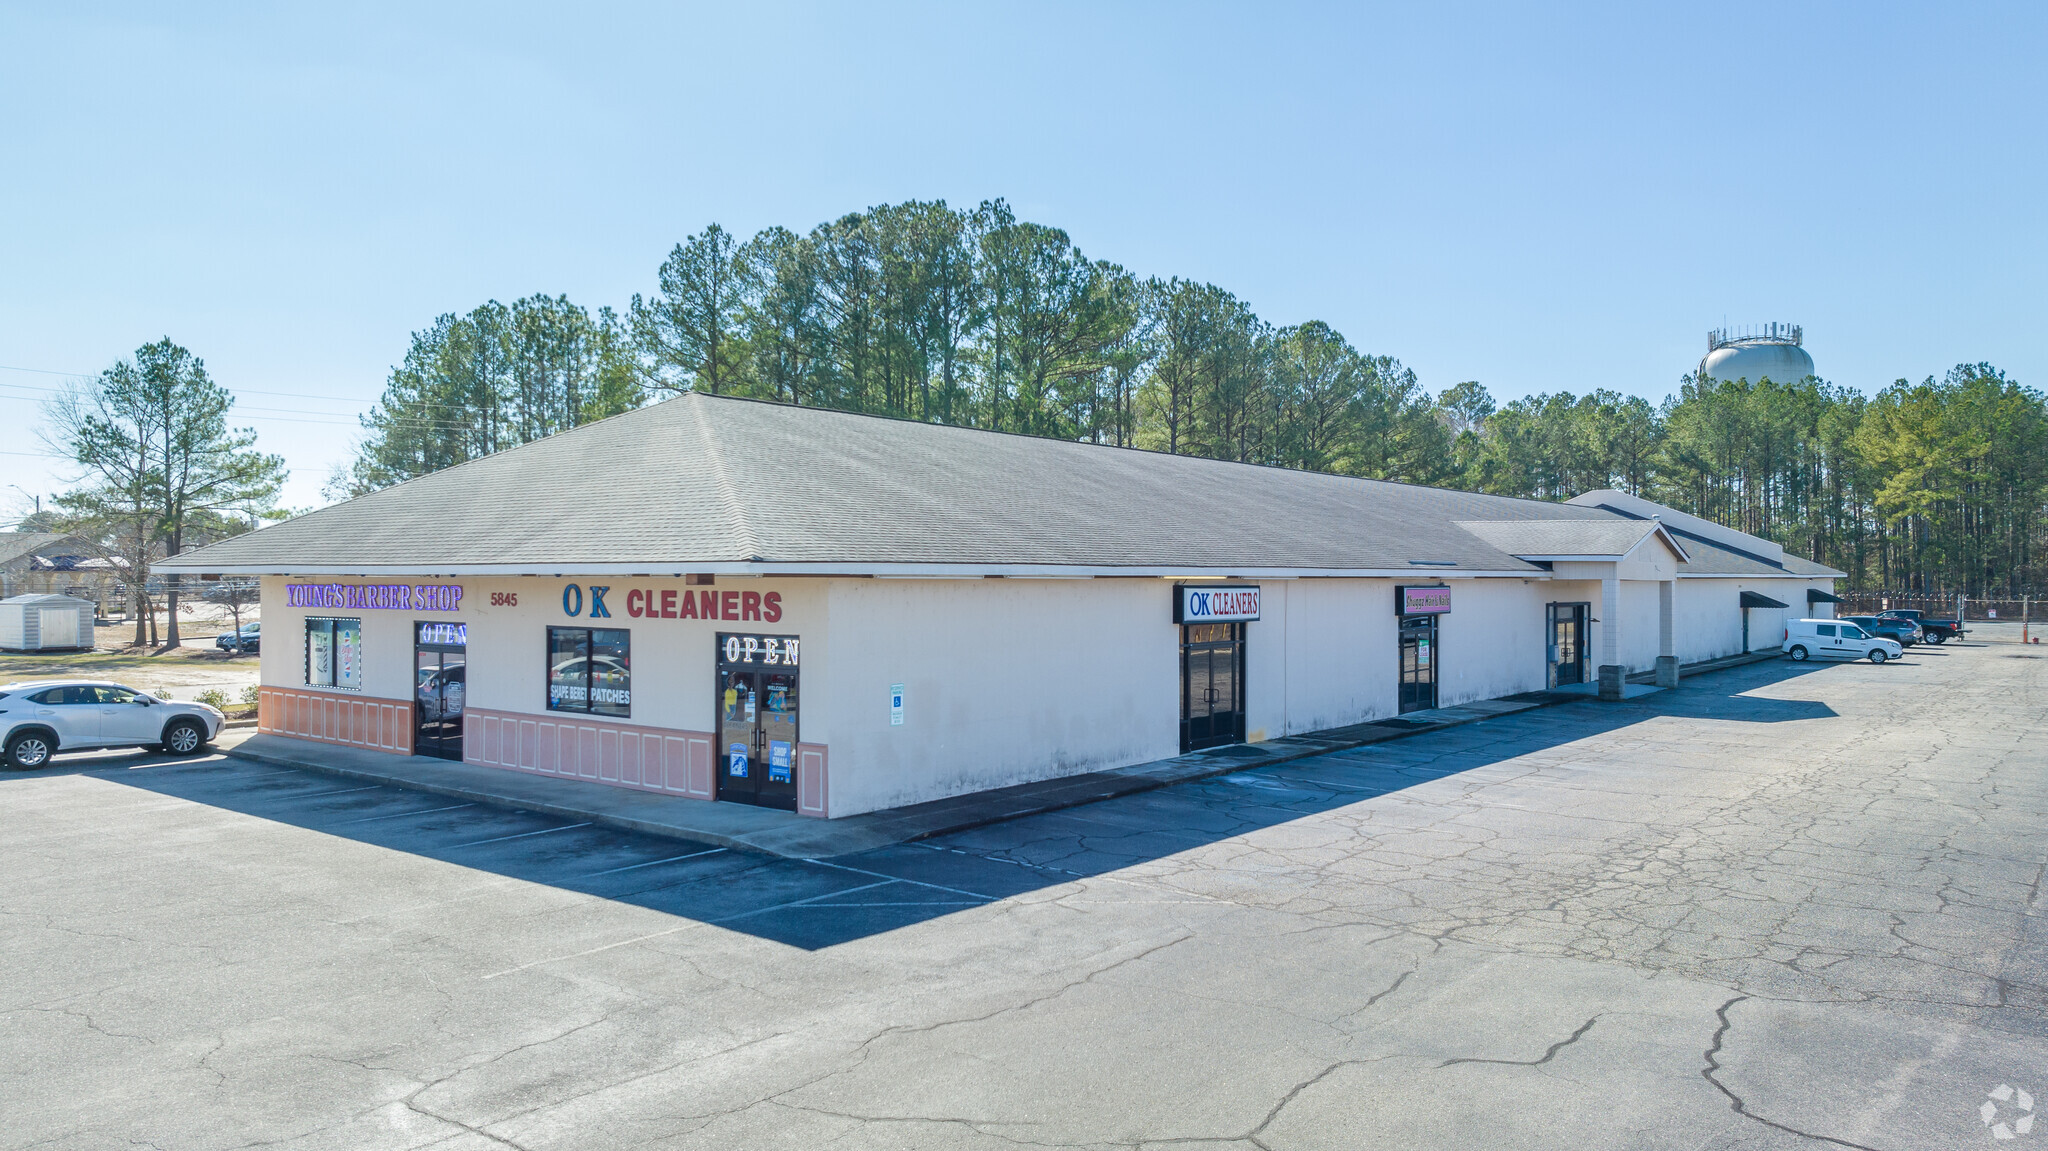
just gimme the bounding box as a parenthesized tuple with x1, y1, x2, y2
(1784, 618, 1903, 663)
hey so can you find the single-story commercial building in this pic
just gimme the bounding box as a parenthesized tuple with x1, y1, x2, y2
(157, 394, 1843, 819)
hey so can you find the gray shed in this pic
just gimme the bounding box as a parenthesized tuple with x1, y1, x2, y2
(0, 593, 97, 651)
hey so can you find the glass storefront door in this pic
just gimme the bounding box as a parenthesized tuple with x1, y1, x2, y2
(1548, 602, 1589, 687)
(716, 634, 800, 810)
(1181, 622, 1245, 752)
(1398, 616, 1438, 713)
(414, 621, 467, 760)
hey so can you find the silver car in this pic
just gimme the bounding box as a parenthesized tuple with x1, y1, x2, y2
(0, 680, 224, 770)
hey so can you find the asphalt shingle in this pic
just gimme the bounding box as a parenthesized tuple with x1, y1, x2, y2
(156, 394, 1838, 578)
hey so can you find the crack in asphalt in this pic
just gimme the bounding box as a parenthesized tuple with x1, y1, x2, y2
(7, 646, 2043, 1148)
(1700, 995, 1885, 1151)
(1437, 1014, 1600, 1068)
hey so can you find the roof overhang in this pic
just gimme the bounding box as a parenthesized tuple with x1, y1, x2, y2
(1806, 588, 1845, 604)
(151, 561, 1555, 580)
(1739, 590, 1790, 609)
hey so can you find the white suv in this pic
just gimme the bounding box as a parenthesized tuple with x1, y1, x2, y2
(1783, 619, 1904, 664)
(0, 681, 224, 770)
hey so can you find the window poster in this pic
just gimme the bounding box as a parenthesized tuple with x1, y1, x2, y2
(336, 620, 363, 689)
(305, 617, 363, 689)
(307, 623, 333, 685)
(548, 626, 632, 716)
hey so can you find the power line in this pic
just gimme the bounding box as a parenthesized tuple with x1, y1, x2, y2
(0, 378, 481, 433)
(0, 363, 507, 426)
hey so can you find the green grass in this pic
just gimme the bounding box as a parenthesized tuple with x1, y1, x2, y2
(0, 648, 256, 679)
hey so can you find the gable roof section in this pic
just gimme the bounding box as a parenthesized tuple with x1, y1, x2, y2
(1578, 501, 1843, 578)
(1452, 519, 1688, 563)
(156, 394, 1833, 579)
(0, 533, 90, 568)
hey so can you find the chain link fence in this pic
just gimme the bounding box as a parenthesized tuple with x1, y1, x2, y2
(1836, 591, 2041, 623)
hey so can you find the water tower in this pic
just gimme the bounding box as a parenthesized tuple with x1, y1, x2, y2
(1699, 323, 1815, 385)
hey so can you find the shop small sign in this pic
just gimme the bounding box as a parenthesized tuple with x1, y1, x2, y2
(717, 632, 800, 667)
(416, 622, 467, 646)
(1397, 585, 1452, 615)
(288, 582, 462, 611)
(1175, 584, 1261, 623)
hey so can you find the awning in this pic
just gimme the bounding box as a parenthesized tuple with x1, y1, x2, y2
(1740, 591, 1790, 609)
(1806, 588, 1844, 604)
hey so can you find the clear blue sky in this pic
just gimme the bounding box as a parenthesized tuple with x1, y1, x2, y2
(3, 2, 2042, 513)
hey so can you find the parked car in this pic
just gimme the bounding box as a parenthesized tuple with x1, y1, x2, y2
(1875, 608, 1966, 644)
(0, 680, 224, 769)
(416, 663, 466, 722)
(215, 621, 261, 652)
(1840, 614, 1920, 647)
(1784, 619, 1903, 664)
(548, 655, 629, 708)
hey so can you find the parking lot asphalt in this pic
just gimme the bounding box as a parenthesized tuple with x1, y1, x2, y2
(4, 637, 2045, 1150)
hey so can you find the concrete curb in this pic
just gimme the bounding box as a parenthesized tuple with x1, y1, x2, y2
(216, 735, 797, 855)
(221, 650, 1784, 859)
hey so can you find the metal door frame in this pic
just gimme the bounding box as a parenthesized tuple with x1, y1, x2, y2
(1398, 615, 1439, 714)
(1180, 621, 1246, 753)
(413, 620, 467, 761)
(1547, 601, 1590, 688)
(714, 634, 801, 810)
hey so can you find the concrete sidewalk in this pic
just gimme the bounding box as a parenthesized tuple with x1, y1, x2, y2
(221, 648, 1785, 858)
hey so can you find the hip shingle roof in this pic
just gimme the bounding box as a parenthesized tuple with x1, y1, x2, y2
(156, 394, 1836, 578)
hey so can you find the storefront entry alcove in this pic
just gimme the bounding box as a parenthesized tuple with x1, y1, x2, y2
(414, 620, 467, 761)
(1398, 615, 1439, 713)
(1548, 602, 1590, 688)
(1180, 622, 1245, 752)
(716, 632, 801, 810)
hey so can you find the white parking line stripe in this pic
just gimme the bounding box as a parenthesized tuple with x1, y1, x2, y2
(295, 784, 386, 798)
(448, 822, 593, 848)
(801, 858, 993, 900)
(796, 901, 984, 908)
(481, 878, 893, 980)
(337, 802, 476, 825)
(587, 848, 728, 875)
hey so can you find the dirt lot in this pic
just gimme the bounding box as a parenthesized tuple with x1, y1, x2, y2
(0, 619, 261, 709)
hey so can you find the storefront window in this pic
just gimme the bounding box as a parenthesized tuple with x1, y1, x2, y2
(548, 627, 630, 717)
(306, 617, 363, 689)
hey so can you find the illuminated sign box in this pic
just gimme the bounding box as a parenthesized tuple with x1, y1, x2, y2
(1175, 584, 1261, 624)
(417, 622, 467, 646)
(287, 582, 463, 611)
(1397, 585, 1451, 615)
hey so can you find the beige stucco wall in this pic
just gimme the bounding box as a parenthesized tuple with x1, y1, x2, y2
(257, 569, 1836, 818)
(1672, 578, 1833, 662)
(1250, 578, 1393, 737)
(258, 574, 828, 733)
(1534, 571, 1834, 674)
(817, 576, 1177, 816)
